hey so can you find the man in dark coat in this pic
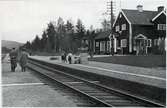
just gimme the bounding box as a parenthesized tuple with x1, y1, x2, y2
(19, 48, 29, 72)
(9, 48, 18, 72)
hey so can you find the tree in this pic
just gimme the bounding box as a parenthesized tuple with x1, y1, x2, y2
(75, 19, 85, 49)
(101, 19, 111, 31)
(56, 17, 66, 52)
(31, 35, 41, 51)
(76, 19, 85, 38)
(41, 30, 48, 51)
(24, 41, 31, 50)
(46, 22, 56, 51)
(64, 19, 75, 52)
(66, 19, 74, 33)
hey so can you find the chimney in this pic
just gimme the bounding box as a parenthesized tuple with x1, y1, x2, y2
(158, 6, 164, 12)
(137, 5, 143, 12)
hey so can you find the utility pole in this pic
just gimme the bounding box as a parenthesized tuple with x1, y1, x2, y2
(107, 0, 115, 55)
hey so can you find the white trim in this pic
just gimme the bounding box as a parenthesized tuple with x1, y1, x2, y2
(134, 34, 147, 39)
(121, 24, 126, 30)
(147, 39, 152, 47)
(129, 24, 132, 52)
(113, 10, 131, 27)
(112, 9, 132, 53)
(121, 10, 131, 24)
(121, 39, 127, 47)
(152, 11, 166, 21)
(157, 24, 166, 30)
(114, 36, 117, 52)
(2, 83, 44, 87)
(115, 25, 120, 32)
(113, 12, 121, 27)
(154, 39, 158, 46)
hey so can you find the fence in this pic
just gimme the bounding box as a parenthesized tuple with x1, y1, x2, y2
(89, 55, 166, 67)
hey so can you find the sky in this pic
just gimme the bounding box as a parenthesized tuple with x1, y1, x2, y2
(0, 0, 165, 43)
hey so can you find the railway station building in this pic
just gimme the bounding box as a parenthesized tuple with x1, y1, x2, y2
(112, 5, 166, 55)
(94, 31, 111, 54)
(94, 5, 166, 55)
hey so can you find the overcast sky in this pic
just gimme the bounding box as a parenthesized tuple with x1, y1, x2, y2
(0, 0, 165, 43)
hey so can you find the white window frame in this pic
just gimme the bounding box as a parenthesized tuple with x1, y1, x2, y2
(157, 24, 166, 30)
(100, 41, 105, 52)
(96, 42, 99, 47)
(147, 39, 152, 47)
(85, 40, 88, 45)
(107, 41, 110, 51)
(116, 25, 120, 32)
(121, 39, 127, 47)
(154, 39, 158, 46)
(121, 24, 126, 30)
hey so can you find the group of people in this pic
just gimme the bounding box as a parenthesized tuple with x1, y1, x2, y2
(61, 52, 73, 64)
(9, 48, 29, 72)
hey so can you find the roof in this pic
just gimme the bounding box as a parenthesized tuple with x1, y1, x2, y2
(122, 9, 158, 25)
(95, 31, 111, 40)
(152, 10, 166, 21)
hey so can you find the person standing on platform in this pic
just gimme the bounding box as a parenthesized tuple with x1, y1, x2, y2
(67, 53, 72, 64)
(19, 48, 29, 72)
(61, 51, 67, 63)
(9, 48, 18, 72)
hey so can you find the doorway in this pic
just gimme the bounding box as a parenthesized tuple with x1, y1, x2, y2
(134, 34, 147, 55)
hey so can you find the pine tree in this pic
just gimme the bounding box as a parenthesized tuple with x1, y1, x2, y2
(32, 35, 41, 51)
(75, 19, 85, 49)
(41, 30, 48, 51)
(56, 17, 66, 52)
(46, 22, 56, 51)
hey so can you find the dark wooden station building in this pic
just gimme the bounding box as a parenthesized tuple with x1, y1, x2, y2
(112, 5, 166, 55)
(94, 31, 111, 54)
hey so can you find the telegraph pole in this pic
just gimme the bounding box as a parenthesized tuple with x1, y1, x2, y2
(107, 0, 115, 55)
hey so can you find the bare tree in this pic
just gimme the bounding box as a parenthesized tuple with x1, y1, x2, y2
(101, 19, 111, 31)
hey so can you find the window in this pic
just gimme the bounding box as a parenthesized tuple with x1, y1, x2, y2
(154, 39, 158, 46)
(85, 40, 88, 45)
(121, 39, 127, 47)
(107, 41, 110, 51)
(157, 24, 166, 30)
(121, 24, 126, 30)
(100, 41, 105, 52)
(147, 39, 152, 47)
(115, 25, 120, 32)
(96, 42, 99, 47)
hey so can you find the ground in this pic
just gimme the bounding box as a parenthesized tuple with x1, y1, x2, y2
(2, 59, 78, 107)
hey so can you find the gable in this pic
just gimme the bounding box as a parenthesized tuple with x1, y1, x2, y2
(113, 10, 131, 27)
(152, 11, 166, 22)
(134, 34, 147, 39)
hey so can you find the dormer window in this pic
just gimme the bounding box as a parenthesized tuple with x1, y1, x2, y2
(157, 24, 166, 30)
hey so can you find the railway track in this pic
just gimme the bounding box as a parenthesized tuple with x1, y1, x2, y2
(27, 59, 165, 107)
(2, 54, 6, 62)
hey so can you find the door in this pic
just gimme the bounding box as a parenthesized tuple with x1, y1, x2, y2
(136, 39, 147, 55)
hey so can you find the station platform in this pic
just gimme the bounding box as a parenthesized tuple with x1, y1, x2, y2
(2, 58, 78, 107)
(30, 56, 166, 89)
